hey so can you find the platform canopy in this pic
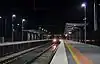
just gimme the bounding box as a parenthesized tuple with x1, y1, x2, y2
(64, 23, 87, 34)
(23, 30, 45, 34)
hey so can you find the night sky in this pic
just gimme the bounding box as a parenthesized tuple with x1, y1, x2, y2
(0, 0, 100, 34)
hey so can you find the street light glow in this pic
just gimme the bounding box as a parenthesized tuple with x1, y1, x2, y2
(17, 24, 20, 26)
(12, 14, 16, 17)
(22, 19, 26, 22)
(44, 30, 46, 32)
(81, 3, 86, 8)
(42, 28, 44, 30)
(65, 34, 68, 37)
(39, 27, 41, 29)
(44, 29, 47, 32)
(83, 17, 87, 20)
(13, 29, 15, 31)
(72, 27, 74, 30)
(46, 30, 47, 32)
(74, 25, 76, 26)
(12, 24, 14, 27)
(0, 16, 2, 18)
(68, 32, 72, 34)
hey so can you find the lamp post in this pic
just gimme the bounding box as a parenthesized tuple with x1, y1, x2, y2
(94, 0, 97, 31)
(12, 14, 16, 42)
(0, 16, 4, 43)
(22, 19, 26, 41)
(81, 3, 87, 44)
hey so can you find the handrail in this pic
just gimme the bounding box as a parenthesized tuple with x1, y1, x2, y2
(0, 39, 52, 46)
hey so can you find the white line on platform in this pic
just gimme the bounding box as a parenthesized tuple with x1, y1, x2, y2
(0, 39, 52, 46)
(50, 40, 68, 64)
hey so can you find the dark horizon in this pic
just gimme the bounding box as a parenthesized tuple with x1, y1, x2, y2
(0, 0, 100, 35)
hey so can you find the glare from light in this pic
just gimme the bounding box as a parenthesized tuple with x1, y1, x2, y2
(81, 3, 86, 8)
(92, 40, 95, 42)
(44, 30, 46, 32)
(52, 45, 57, 50)
(13, 29, 15, 31)
(12, 14, 16, 18)
(69, 32, 72, 34)
(60, 34, 62, 36)
(83, 17, 87, 20)
(22, 19, 26, 22)
(46, 30, 47, 32)
(48, 35, 51, 37)
(12, 24, 14, 27)
(42, 28, 44, 30)
(17, 24, 20, 26)
(59, 39, 62, 42)
(86, 40, 90, 42)
(39, 27, 41, 29)
(53, 45, 56, 49)
(74, 25, 76, 26)
(53, 39, 57, 42)
(0, 16, 2, 18)
(65, 34, 68, 37)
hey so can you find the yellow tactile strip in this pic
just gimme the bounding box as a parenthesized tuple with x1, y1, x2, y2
(65, 41, 93, 64)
